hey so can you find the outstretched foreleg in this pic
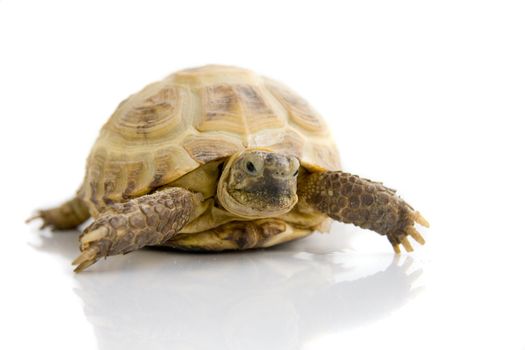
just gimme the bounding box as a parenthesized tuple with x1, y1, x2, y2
(299, 171, 429, 253)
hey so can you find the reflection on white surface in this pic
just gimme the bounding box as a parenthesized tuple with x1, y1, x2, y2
(31, 226, 422, 350)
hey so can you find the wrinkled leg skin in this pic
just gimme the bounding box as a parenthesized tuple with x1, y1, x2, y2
(27, 197, 90, 230)
(73, 187, 197, 272)
(298, 171, 429, 253)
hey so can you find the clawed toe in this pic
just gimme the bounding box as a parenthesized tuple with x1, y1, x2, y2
(388, 209, 429, 254)
(391, 243, 402, 254)
(388, 222, 427, 254)
(389, 230, 425, 254)
(72, 227, 111, 272)
(26, 212, 51, 230)
(401, 237, 414, 252)
(412, 211, 430, 228)
(407, 226, 426, 245)
(79, 227, 108, 249)
(72, 247, 100, 272)
(25, 214, 40, 224)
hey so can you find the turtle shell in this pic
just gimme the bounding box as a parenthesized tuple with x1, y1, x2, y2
(79, 65, 341, 214)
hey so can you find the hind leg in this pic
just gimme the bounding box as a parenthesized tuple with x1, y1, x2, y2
(28, 197, 90, 230)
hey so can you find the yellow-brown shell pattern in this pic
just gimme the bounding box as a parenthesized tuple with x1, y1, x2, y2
(79, 65, 341, 214)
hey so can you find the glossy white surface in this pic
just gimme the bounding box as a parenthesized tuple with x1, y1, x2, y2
(22, 225, 422, 350)
(1, 1, 524, 349)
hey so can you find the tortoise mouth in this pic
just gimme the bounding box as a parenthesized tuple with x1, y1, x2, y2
(231, 187, 297, 210)
(219, 185, 297, 219)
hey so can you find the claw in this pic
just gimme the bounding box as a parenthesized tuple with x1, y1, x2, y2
(392, 243, 401, 254)
(74, 259, 98, 273)
(407, 226, 426, 245)
(26, 211, 54, 230)
(26, 212, 49, 229)
(401, 237, 414, 252)
(25, 214, 40, 224)
(388, 235, 402, 254)
(80, 227, 108, 245)
(72, 247, 99, 272)
(413, 211, 430, 228)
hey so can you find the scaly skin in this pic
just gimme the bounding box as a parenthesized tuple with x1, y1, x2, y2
(73, 187, 197, 272)
(298, 171, 429, 253)
(27, 197, 90, 230)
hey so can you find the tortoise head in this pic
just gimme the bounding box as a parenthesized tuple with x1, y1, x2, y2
(217, 149, 300, 218)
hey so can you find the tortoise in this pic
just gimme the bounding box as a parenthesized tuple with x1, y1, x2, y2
(29, 65, 429, 272)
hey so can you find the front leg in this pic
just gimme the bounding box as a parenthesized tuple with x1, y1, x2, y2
(73, 187, 198, 272)
(298, 171, 429, 253)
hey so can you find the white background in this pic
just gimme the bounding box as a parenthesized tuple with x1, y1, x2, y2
(1, 1, 524, 349)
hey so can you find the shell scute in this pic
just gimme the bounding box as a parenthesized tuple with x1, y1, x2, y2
(183, 134, 244, 164)
(235, 85, 285, 132)
(109, 85, 184, 141)
(150, 150, 176, 188)
(265, 81, 327, 133)
(102, 158, 125, 205)
(122, 159, 147, 199)
(197, 84, 244, 133)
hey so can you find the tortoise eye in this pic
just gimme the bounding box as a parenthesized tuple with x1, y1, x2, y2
(246, 161, 256, 174)
(293, 169, 299, 177)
